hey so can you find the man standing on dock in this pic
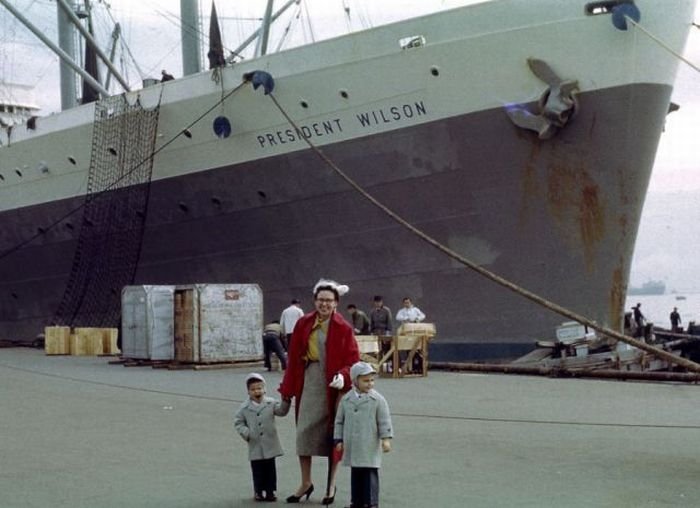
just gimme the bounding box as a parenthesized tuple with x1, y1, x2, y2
(280, 299, 303, 350)
(670, 307, 682, 333)
(633, 303, 645, 337)
(370, 296, 393, 336)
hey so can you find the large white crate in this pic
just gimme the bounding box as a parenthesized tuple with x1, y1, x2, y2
(121, 285, 175, 360)
(174, 284, 263, 363)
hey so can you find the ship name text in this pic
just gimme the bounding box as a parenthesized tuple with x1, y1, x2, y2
(355, 101, 427, 127)
(255, 100, 427, 149)
(256, 119, 343, 148)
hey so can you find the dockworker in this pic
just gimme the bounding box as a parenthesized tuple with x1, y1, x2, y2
(633, 303, 645, 337)
(369, 296, 392, 336)
(395, 297, 426, 326)
(670, 307, 682, 333)
(347, 304, 370, 335)
(280, 299, 304, 350)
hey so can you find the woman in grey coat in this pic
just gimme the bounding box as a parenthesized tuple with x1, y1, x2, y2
(234, 373, 290, 501)
(334, 362, 393, 508)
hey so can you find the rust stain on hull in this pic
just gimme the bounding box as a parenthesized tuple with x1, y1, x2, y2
(608, 265, 626, 332)
(545, 159, 606, 271)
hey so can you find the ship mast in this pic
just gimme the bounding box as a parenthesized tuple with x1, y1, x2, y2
(0, 0, 109, 109)
(180, 0, 202, 75)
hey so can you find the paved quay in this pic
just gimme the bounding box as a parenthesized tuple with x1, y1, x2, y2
(2, 347, 700, 508)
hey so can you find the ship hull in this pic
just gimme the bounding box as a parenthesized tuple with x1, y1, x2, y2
(0, 0, 695, 359)
(0, 83, 670, 358)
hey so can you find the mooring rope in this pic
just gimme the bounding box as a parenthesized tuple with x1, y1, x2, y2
(627, 17, 700, 73)
(267, 93, 700, 373)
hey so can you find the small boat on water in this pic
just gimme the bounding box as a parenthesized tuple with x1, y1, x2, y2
(0, 0, 697, 360)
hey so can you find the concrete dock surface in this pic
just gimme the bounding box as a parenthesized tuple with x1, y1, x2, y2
(2, 347, 700, 508)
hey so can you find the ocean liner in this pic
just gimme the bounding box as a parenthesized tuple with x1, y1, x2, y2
(0, 0, 696, 360)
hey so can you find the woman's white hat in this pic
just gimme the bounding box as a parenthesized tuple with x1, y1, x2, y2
(312, 278, 349, 297)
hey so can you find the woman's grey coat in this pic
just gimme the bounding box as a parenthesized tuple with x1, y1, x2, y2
(334, 389, 393, 468)
(234, 397, 290, 460)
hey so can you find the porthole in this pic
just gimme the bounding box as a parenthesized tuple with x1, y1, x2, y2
(300, 100, 309, 109)
(15, 169, 22, 177)
(178, 202, 189, 212)
(339, 89, 349, 99)
(183, 129, 193, 138)
(108, 147, 117, 156)
(0, 174, 4, 181)
(257, 190, 267, 199)
(430, 66, 440, 77)
(68, 157, 77, 165)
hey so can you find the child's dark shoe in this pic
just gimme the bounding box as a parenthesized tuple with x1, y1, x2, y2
(255, 492, 265, 501)
(265, 492, 277, 502)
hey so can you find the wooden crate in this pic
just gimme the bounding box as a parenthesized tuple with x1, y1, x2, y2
(70, 333, 87, 355)
(397, 322, 436, 338)
(73, 328, 105, 355)
(377, 334, 429, 378)
(45, 326, 71, 355)
(355, 335, 380, 368)
(101, 328, 120, 355)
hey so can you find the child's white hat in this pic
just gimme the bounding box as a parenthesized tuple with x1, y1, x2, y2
(350, 361, 376, 382)
(245, 372, 265, 386)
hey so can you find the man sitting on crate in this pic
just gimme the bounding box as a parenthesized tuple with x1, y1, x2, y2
(395, 297, 428, 374)
(395, 297, 426, 328)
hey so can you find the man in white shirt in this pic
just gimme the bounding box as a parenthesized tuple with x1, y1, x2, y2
(395, 297, 425, 325)
(279, 299, 304, 349)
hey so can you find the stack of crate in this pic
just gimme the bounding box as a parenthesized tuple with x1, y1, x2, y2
(44, 326, 120, 356)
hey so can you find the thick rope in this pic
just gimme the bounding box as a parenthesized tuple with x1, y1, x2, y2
(627, 17, 700, 73)
(267, 92, 700, 373)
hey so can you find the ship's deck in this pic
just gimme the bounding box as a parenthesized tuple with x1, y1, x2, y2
(2, 348, 699, 507)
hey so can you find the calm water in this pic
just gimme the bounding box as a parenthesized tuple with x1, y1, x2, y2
(625, 292, 700, 329)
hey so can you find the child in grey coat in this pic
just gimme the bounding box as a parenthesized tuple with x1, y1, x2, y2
(234, 373, 290, 502)
(334, 361, 393, 508)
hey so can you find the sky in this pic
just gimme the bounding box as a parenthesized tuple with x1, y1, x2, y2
(1, 0, 699, 288)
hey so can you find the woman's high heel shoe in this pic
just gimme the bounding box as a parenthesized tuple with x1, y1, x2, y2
(286, 484, 314, 503)
(321, 486, 336, 505)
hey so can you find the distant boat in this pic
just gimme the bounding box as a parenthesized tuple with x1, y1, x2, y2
(628, 280, 666, 296)
(676, 295, 687, 301)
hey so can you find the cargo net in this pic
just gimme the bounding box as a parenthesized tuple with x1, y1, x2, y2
(53, 94, 160, 328)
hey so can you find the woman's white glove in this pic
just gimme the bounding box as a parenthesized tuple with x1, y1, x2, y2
(328, 373, 344, 390)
